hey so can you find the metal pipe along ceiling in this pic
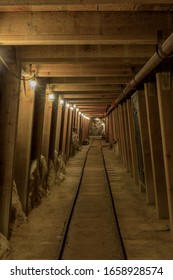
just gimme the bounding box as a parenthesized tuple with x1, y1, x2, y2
(106, 32, 173, 116)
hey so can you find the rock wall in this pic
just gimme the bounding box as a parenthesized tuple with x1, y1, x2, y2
(71, 129, 80, 156)
(47, 151, 66, 187)
(89, 118, 105, 137)
(0, 233, 10, 260)
(28, 155, 48, 210)
(11, 181, 27, 227)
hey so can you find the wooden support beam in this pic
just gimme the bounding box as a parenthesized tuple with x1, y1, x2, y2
(144, 81, 169, 218)
(32, 63, 132, 77)
(137, 90, 155, 204)
(49, 76, 132, 85)
(1, 1, 173, 13)
(0, 0, 172, 7)
(63, 93, 119, 99)
(0, 12, 171, 45)
(41, 95, 53, 161)
(60, 105, 69, 158)
(126, 99, 139, 185)
(114, 108, 122, 158)
(118, 104, 127, 167)
(49, 95, 59, 161)
(124, 102, 133, 175)
(31, 80, 46, 160)
(18, 45, 155, 63)
(108, 114, 113, 146)
(105, 117, 109, 142)
(0, 63, 20, 237)
(66, 109, 73, 159)
(14, 80, 35, 214)
(156, 69, 173, 229)
(53, 84, 122, 92)
(55, 103, 63, 155)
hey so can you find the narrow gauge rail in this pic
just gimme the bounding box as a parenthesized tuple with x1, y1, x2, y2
(57, 139, 127, 260)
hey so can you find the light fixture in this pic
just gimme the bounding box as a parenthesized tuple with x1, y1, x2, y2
(66, 103, 70, 108)
(76, 108, 79, 111)
(79, 112, 81, 115)
(48, 93, 55, 102)
(70, 106, 74, 110)
(29, 75, 37, 90)
(59, 99, 64, 105)
(73, 104, 76, 108)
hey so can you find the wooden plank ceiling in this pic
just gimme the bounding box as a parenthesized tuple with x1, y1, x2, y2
(0, 0, 173, 118)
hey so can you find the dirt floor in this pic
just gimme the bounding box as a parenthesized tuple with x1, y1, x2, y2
(9, 143, 173, 260)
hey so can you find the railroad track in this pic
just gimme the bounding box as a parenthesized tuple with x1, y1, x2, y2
(57, 138, 127, 260)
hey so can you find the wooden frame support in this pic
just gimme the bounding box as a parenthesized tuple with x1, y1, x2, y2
(137, 90, 155, 204)
(156, 69, 173, 228)
(61, 104, 69, 158)
(126, 99, 139, 185)
(14, 80, 35, 214)
(55, 101, 63, 155)
(66, 108, 73, 159)
(41, 95, 53, 161)
(31, 79, 46, 160)
(0, 64, 21, 237)
(115, 107, 122, 159)
(118, 104, 127, 168)
(145, 81, 169, 218)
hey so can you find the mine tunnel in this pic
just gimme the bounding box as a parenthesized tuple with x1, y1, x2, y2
(0, 1, 173, 260)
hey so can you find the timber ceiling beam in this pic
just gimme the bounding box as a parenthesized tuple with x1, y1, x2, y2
(17, 45, 156, 61)
(48, 77, 132, 85)
(0, 1, 173, 12)
(62, 93, 119, 99)
(68, 99, 114, 103)
(0, 12, 172, 45)
(31, 64, 133, 77)
(53, 84, 123, 92)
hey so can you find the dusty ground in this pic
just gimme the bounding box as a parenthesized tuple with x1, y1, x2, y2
(9, 147, 88, 260)
(9, 143, 173, 260)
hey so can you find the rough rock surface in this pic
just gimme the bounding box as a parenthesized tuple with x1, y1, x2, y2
(11, 181, 27, 228)
(0, 233, 10, 260)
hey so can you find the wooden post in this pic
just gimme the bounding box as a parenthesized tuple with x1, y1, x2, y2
(41, 95, 53, 161)
(31, 79, 46, 160)
(123, 102, 131, 173)
(14, 80, 35, 214)
(61, 103, 69, 158)
(108, 113, 113, 147)
(49, 95, 59, 161)
(118, 104, 127, 168)
(145, 81, 169, 218)
(115, 107, 122, 158)
(0, 63, 21, 237)
(112, 109, 116, 142)
(55, 100, 63, 155)
(126, 99, 139, 184)
(156, 69, 173, 228)
(105, 116, 109, 142)
(137, 90, 155, 204)
(79, 113, 83, 145)
(66, 108, 73, 159)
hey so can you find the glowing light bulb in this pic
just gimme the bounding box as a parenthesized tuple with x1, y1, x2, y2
(70, 106, 74, 110)
(29, 77, 37, 90)
(59, 99, 64, 105)
(66, 103, 70, 108)
(76, 108, 79, 111)
(48, 93, 55, 102)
